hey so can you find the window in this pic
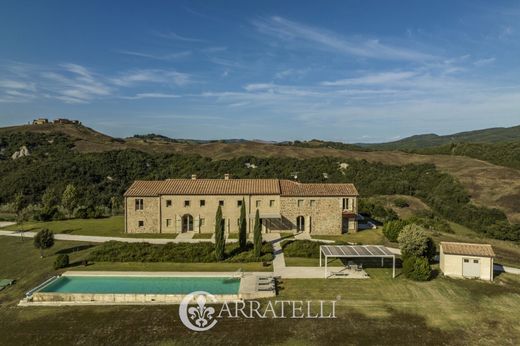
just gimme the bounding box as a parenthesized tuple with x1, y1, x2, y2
(138, 220, 144, 227)
(297, 199, 304, 207)
(473, 259, 479, 264)
(342, 198, 353, 210)
(310, 200, 315, 207)
(184, 200, 190, 207)
(200, 200, 205, 207)
(269, 200, 275, 207)
(166, 200, 172, 207)
(219, 200, 225, 206)
(237, 218, 241, 226)
(464, 259, 469, 263)
(135, 199, 144, 211)
(166, 219, 172, 227)
(296, 216, 305, 232)
(200, 218, 205, 226)
(256, 200, 261, 207)
(237, 200, 242, 207)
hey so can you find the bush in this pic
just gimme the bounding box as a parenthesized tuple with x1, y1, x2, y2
(382, 219, 409, 242)
(402, 256, 431, 281)
(359, 199, 399, 223)
(281, 240, 324, 258)
(54, 254, 69, 269)
(88, 240, 273, 263)
(398, 224, 436, 261)
(393, 198, 410, 208)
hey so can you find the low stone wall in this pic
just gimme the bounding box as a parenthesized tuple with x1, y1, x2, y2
(32, 292, 240, 304)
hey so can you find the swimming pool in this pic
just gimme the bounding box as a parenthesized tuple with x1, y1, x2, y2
(39, 276, 240, 295)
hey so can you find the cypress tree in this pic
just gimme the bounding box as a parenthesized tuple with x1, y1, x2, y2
(253, 209, 262, 258)
(239, 198, 247, 250)
(214, 205, 225, 260)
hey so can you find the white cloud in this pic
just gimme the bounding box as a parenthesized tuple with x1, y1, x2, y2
(110, 69, 191, 87)
(253, 16, 436, 61)
(321, 71, 418, 86)
(117, 50, 192, 61)
(474, 57, 496, 66)
(121, 93, 180, 100)
(156, 31, 205, 42)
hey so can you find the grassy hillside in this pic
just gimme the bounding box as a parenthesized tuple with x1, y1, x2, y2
(364, 124, 520, 150)
(1, 123, 520, 224)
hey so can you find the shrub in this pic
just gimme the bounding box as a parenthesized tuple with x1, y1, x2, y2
(281, 240, 324, 258)
(54, 254, 69, 269)
(382, 219, 409, 242)
(393, 198, 410, 208)
(398, 224, 436, 261)
(402, 256, 431, 281)
(88, 240, 272, 263)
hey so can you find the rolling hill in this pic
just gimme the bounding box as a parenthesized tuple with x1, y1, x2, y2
(1, 122, 519, 223)
(361, 124, 520, 150)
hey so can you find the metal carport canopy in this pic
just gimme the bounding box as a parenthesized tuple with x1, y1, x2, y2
(319, 245, 396, 278)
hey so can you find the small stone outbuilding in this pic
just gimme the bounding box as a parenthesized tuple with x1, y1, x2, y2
(440, 242, 495, 281)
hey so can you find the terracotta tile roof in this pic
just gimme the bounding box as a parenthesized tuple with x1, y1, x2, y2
(279, 179, 358, 196)
(124, 178, 358, 197)
(441, 242, 495, 257)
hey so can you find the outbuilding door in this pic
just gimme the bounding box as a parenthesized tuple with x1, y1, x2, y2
(462, 258, 480, 278)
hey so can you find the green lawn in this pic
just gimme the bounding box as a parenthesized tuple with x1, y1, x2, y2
(192, 233, 213, 239)
(1, 236, 520, 344)
(2, 216, 177, 239)
(312, 227, 393, 245)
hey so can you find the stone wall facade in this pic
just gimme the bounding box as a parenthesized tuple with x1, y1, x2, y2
(125, 194, 357, 235)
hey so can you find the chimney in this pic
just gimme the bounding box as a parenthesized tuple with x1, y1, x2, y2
(191, 174, 197, 180)
(224, 173, 230, 180)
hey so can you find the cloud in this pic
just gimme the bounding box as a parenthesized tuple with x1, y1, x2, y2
(253, 16, 436, 61)
(117, 50, 192, 61)
(110, 69, 191, 87)
(0, 62, 193, 104)
(121, 92, 180, 100)
(156, 31, 206, 42)
(474, 57, 496, 66)
(321, 71, 418, 86)
(274, 68, 308, 79)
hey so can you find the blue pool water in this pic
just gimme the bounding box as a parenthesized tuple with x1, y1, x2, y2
(39, 276, 240, 295)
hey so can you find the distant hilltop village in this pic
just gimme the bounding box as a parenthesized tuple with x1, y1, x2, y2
(32, 117, 82, 125)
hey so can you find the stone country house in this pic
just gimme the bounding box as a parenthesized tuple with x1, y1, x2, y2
(124, 175, 358, 235)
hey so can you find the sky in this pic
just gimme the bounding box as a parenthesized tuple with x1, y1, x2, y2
(0, 0, 519, 142)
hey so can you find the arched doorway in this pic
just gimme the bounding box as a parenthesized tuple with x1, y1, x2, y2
(296, 216, 305, 232)
(182, 214, 193, 232)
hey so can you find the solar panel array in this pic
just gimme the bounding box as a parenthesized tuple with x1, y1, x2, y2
(321, 245, 394, 257)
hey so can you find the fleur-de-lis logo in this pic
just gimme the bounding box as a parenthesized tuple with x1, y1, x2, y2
(188, 294, 215, 328)
(179, 291, 218, 331)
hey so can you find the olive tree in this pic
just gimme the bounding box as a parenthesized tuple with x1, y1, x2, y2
(398, 224, 436, 261)
(34, 229, 55, 258)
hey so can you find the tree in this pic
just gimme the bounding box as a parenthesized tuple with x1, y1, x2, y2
(402, 256, 431, 281)
(382, 219, 409, 242)
(13, 192, 25, 233)
(239, 198, 247, 250)
(110, 196, 121, 216)
(61, 184, 78, 217)
(42, 187, 59, 210)
(214, 205, 225, 261)
(398, 224, 436, 261)
(253, 209, 262, 258)
(33, 229, 55, 258)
